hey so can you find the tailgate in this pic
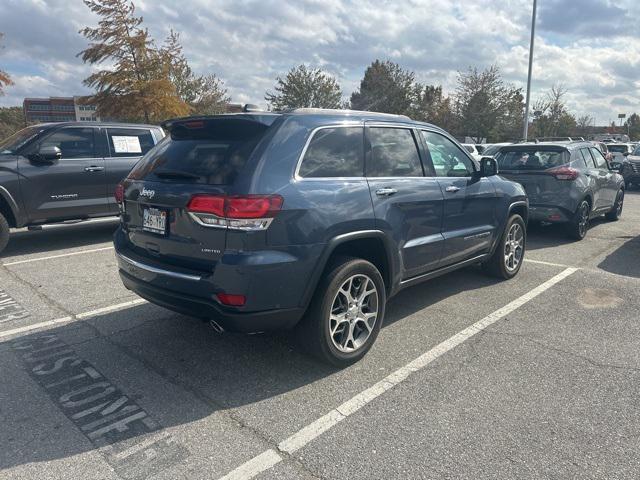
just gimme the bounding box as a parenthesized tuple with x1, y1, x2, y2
(500, 170, 572, 204)
(123, 181, 227, 272)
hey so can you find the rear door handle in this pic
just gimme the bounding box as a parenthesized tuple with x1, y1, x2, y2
(375, 188, 397, 197)
(445, 186, 460, 193)
(84, 166, 105, 172)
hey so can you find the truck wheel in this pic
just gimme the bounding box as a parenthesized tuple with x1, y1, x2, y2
(0, 212, 9, 254)
(567, 200, 590, 240)
(297, 256, 386, 368)
(483, 214, 526, 279)
(605, 189, 624, 221)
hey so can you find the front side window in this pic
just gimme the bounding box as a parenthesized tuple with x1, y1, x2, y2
(580, 148, 597, 168)
(106, 128, 155, 157)
(367, 127, 423, 177)
(40, 128, 95, 159)
(590, 147, 608, 169)
(298, 127, 364, 178)
(422, 131, 474, 177)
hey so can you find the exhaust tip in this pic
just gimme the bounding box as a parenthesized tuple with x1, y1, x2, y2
(209, 319, 225, 334)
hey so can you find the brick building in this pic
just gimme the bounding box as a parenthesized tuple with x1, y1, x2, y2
(23, 96, 100, 124)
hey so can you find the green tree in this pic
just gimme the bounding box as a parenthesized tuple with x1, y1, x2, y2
(489, 87, 524, 142)
(78, 0, 189, 123)
(0, 106, 24, 140)
(350, 60, 415, 115)
(161, 30, 230, 115)
(265, 65, 342, 110)
(530, 85, 577, 138)
(624, 113, 640, 140)
(0, 33, 13, 96)
(411, 84, 457, 132)
(454, 65, 519, 143)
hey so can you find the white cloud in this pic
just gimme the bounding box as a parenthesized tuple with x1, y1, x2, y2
(0, 0, 638, 124)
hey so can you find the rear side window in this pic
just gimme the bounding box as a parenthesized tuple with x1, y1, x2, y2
(107, 128, 155, 157)
(298, 127, 364, 178)
(128, 119, 270, 185)
(496, 148, 569, 170)
(367, 127, 423, 177)
(40, 128, 95, 159)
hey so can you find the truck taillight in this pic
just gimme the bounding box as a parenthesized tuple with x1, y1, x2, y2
(187, 194, 283, 230)
(115, 183, 125, 204)
(547, 166, 579, 181)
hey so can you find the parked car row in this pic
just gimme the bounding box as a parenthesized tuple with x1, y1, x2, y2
(0, 111, 628, 367)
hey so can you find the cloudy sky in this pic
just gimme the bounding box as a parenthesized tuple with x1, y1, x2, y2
(0, 0, 638, 124)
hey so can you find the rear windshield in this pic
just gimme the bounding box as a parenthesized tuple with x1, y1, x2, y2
(495, 148, 569, 170)
(127, 119, 271, 184)
(608, 145, 629, 153)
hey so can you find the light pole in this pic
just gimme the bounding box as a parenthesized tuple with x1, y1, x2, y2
(522, 0, 537, 141)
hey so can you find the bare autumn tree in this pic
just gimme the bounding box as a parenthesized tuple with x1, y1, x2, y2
(78, 0, 189, 123)
(265, 65, 343, 110)
(161, 30, 230, 115)
(531, 85, 577, 138)
(0, 33, 13, 96)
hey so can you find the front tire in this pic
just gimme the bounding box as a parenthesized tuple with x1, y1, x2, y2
(567, 200, 590, 240)
(297, 257, 386, 368)
(605, 189, 624, 221)
(484, 214, 526, 279)
(0, 212, 9, 255)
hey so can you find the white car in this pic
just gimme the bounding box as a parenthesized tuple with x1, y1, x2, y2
(462, 143, 482, 160)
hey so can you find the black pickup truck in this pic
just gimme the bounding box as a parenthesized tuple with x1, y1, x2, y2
(0, 122, 164, 253)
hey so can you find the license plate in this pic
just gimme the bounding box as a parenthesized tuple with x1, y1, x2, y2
(142, 207, 167, 235)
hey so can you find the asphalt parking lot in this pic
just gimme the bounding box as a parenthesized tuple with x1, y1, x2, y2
(1, 193, 640, 480)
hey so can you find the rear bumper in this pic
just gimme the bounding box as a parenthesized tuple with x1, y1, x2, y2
(113, 227, 320, 332)
(119, 269, 304, 332)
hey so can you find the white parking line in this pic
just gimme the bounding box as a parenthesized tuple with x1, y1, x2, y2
(218, 267, 578, 480)
(0, 298, 147, 339)
(525, 258, 574, 268)
(3, 246, 115, 266)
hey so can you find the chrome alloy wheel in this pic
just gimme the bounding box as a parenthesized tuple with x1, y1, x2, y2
(504, 223, 524, 272)
(329, 274, 379, 353)
(616, 190, 624, 216)
(578, 203, 589, 237)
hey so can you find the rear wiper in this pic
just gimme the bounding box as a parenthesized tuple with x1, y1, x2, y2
(154, 169, 202, 180)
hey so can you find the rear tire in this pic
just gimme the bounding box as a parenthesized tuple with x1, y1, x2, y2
(483, 214, 526, 280)
(0, 212, 9, 255)
(605, 189, 624, 221)
(567, 200, 590, 240)
(296, 256, 386, 368)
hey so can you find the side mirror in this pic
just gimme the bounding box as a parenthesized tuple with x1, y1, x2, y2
(623, 152, 630, 157)
(609, 161, 622, 171)
(37, 145, 61, 162)
(480, 157, 498, 177)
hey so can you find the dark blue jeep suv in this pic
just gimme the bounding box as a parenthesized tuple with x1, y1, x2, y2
(114, 109, 528, 366)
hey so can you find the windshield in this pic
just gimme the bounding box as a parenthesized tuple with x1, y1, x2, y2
(482, 144, 506, 156)
(0, 126, 42, 154)
(608, 144, 629, 153)
(495, 148, 569, 170)
(632, 145, 640, 156)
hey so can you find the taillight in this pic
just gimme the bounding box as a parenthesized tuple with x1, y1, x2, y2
(547, 166, 579, 181)
(115, 183, 125, 204)
(187, 194, 283, 230)
(216, 293, 246, 306)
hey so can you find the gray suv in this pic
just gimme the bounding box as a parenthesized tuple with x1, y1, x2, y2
(495, 141, 625, 239)
(0, 122, 164, 253)
(114, 109, 528, 366)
